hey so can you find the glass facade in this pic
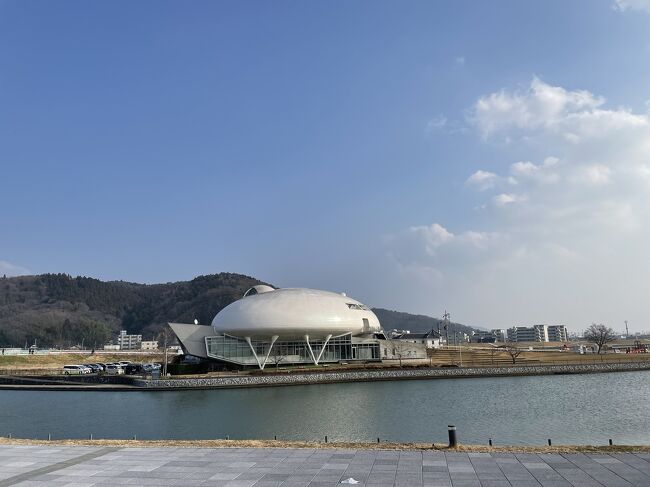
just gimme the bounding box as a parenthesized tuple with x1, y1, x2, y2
(205, 333, 380, 367)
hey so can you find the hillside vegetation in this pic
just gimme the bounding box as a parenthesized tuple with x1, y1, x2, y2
(0, 273, 478, 348)
(0, 273, 267, 348)
(373, 308, 477, 337)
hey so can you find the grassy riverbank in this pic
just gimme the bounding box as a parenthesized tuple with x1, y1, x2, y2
(0, 437, 648, 453)
(0, 352, 164, 373)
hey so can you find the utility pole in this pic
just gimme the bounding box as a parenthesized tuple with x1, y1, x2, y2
(443, 310, 450, 348)
(625, 320, 629, 337)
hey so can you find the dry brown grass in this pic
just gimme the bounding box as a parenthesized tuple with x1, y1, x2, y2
(0, 437, 647, 453)
(0, 353, 164, 371)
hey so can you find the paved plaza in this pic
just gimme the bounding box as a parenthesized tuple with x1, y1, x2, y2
(1, 445, 650, 487)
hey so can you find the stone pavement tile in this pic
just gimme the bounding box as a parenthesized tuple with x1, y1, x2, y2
(235, 471, 265, 481)
(612, 454, 650, 477)
(562, 455, 635, 486)
(478, 481, 511, 487)
(447, 480, 481, 487)
(304, 482, 338, 487)
(375, 459, 398, 465)
(222, 480, 257, 487)
(200, 481, 235, 487)
(209, 472, 243, 480)
(551, 467, 606, 487)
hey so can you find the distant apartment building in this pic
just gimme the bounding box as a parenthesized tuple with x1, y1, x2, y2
(140, 340, 159, 351)
(507, 324, 568, 343)
(117, 330, 142, 350)
(508, 325, 546, 342)
(492, 329, 508, 342)
(546, 325, 568, 342)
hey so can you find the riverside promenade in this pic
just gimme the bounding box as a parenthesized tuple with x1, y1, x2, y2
(1, 444, 650, 486)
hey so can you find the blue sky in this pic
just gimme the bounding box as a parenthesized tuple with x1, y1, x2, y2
(2, 0, 650, 332)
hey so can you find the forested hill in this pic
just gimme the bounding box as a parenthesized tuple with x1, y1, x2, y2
(372, 308, 478, 337)
(0, 273, 479, 348)
(0, 273, 267, 348)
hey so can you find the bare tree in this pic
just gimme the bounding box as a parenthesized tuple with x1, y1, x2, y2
(501, 342, 522, 365)
(388, 339, 409, 367)
(156, 326, 174, 377)
(584, 323, 615, 354)
(267, 344, 287, 370)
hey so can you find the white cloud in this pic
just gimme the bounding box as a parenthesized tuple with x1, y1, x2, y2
(579, 164, 612, 185)
(426, 115, 447, 132)
(614, 0, 650, 13)
(466, 170, 498, 190)
(0, 260, 31, 277)
(492, 193, 525, 206)
(385, 223, 505, 279)
(387, 78, 650, 330)
(454, 56, 465, 68)
(471, 77, 648, 141)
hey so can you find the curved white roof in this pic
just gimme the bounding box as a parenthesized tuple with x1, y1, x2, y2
(211, 288, 381, 340)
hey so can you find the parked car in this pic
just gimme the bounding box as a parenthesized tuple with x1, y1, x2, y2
(142, 363, 161, 372)
(118, 361, 131, 367)
(104, 364, 124, 375)
(124, 363, 145, 375)
(93, 363, 107, 372)
(62, 365, 86, 375)
(83, 364, 101, 373)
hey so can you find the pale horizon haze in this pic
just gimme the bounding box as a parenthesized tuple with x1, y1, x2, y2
(2, 0, 650, 333)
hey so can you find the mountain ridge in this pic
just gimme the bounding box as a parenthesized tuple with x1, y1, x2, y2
(0, 273, 479, 348)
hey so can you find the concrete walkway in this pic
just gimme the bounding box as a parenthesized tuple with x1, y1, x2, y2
(1, 445, 650, 486)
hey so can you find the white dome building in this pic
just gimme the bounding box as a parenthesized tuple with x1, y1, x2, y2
(212, 287, 381, 340)
(169, 286, 383, 369)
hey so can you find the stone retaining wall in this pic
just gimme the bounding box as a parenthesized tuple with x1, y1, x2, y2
(133, 362, 650, 389)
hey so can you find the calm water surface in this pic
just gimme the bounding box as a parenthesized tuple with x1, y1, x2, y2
(1, 371, 649, 445)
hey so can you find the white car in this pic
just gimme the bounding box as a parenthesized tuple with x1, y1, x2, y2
(63, 365, 87, 375)
(105, 364, 125, 375)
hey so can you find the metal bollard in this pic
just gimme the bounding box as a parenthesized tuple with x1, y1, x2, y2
(377, 437, 380, 443)
(8, 434, 11, 439)
(325, 436, 328, 443)
(133, 435, 137, 440)
(226, 435, 229, 440)
(548, 439, 552, 446)
(448, 425, 457, 448)
(609, 439, 613, 446)
(274, 435, 277, 440)
(89, 434, 93, 440)
(48, 434, 51, 441)
(488, 438, 492, 446)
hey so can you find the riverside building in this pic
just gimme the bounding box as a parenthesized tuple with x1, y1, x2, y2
(169, 286, 385, 369)
(508, 324, 568, 343)
(116, 330, 142, 350)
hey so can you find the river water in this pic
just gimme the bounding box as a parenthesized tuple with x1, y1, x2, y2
(1, 371, 649, 446)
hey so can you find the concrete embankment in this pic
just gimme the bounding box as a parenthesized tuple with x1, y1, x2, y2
(2, 362, 650, 391)
(132, 362, 650, 390)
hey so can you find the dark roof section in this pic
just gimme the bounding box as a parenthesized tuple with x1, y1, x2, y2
(392, 329, 441, 339)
